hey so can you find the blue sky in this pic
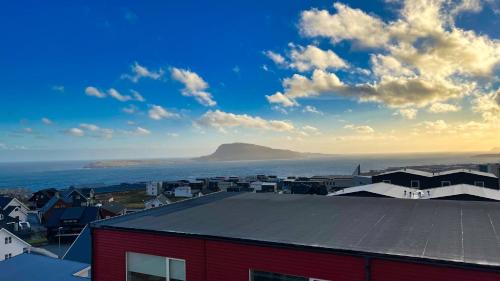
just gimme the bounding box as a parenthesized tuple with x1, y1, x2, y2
(1, 0, 499, 161)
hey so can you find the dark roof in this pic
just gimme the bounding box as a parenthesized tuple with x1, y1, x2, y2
(47, 207, 100, 227)
(0, 196, 13, 209)
(4, 206, 16, 215)
(93, 192, 500, 268)
(101, 202, 126, 214)
(0, 253, 89, 281)
(40, 195, 71, 214)
(63, 225, 92, 264)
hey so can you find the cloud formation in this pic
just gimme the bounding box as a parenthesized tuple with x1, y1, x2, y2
(196, 110, 295, 133)
(121, 62, 164, 83)
(148, 105, 179, 120)
(85, 86, 106, 98)
(344, 124, 375, 134)
(267, 0, 500, 121)
(171, 67, 216, 106)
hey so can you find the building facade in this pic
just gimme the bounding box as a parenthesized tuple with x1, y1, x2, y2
(0, 228, 30, 261)
(91, 193, 500, 281)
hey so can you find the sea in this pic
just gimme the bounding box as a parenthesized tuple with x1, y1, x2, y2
(0, 153, 498, 191)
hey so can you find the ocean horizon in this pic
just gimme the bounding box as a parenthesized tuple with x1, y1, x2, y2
(0, 152, 498, 191)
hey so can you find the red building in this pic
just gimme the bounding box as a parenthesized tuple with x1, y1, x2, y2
(91, 193, 500, 281)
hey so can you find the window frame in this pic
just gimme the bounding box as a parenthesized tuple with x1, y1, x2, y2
(125, 251, 186, 281)
(441, 181, 451, 187)
(410, 180, 420, 188)
(474, 181, 485, 187)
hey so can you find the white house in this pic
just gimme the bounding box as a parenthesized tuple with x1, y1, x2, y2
(146, 182, 162, 196)
(0, 228, 30, 261)
(174, 186, 192, 198)
(250, 181, 263, 191)
(0, 196, 29, 222)
(144, 194, 171, 209)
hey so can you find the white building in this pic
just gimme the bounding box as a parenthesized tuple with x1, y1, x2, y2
(250, 181, 263, 191)
(0, 228, 30, 261)
(146, 182, 162, 196)
(144, 194, 171, 209)
(174, 186, 192, 198)
(0, 197, 29, 222)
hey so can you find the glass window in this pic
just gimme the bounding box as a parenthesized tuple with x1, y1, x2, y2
(475, 181, 485, 187)
(410, 180, 420, 188)
(441, 181, 451, 187)
(169, 259, 186, 281)
(126, 252, 185, 281)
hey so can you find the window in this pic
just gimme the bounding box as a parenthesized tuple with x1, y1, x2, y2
(250, 270, 329, 281)
(475, 181, 485, 187)
(410, 180, 420, 188)
(126, 252, 186, 281)
(4, 237, 11, 244)
(8, 237, 11, 243)
(382, 180, 391, 184)
(441, 181, 451, 187)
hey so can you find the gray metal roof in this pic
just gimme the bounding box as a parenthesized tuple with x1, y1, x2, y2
(92, 192, 500, 268)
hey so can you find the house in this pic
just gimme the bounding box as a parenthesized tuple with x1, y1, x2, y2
(0, 211, 31, 239)
(144, 194, 171, 209)
(0, 228, 30, 261)
(91, 193, 500, 281)
(216, 181, 234, 191)
(174, 186, 193, 198)
(372, 168, 499, 189)
(28, 188, 58, 209)
(0, 196, 29, 222)
(0, 253, 90, 281)
(46, 207, 100, 242)
(39, 196, 73, 223)
(146, 181, 162, 196)
(100, 202, 127, 218)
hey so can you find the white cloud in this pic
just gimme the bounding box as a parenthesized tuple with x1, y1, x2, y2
(196, 110, 295, 133)
(344, 124, 375, 134)
(23, 128, 33, 133)
(300, 3, 389, 48)
(428, 103, 461, 113)
(122, 105, 138, 114)
(302, 125, 321, 135)
(417, 120, 449, 132)
(78, 123, 113, 139)
(289, 44, 347, 72)
(131, 90, 146, 102)
(473, 90, 500, 122)
(121, 62, 164, 83)
(148, 105, 179, 120)
(108, 88, 132, 102)
(66, 128, 85, 137)
(394, 108, 418, 119)
(265, 0, 500, 119)
(302, 105, 323, 115)
(41, 118, 53, 125)
(133, 127, 151, 136)
(264, 51, 286, 66)
(170, 67, 216, 106)
(85, 86, 106, 98)
(266, 92, 299, 107)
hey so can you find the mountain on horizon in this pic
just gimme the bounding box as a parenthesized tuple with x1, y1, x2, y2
(194, 143, 332, 162)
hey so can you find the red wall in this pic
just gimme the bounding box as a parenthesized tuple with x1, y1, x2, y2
(93, 228, 500, 281)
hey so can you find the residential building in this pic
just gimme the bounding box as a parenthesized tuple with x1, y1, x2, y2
(144, 194, 171, 209)
(216, 181, 234, 191)
(28, 188, 58, 209)
(0, 196, 29, 222)
(91, 193, 500, 280)
(0, 253, 90, 281)
(174, 186, 193, 198)
(146, 182, 162, 196)
(373, 168, 499, 189)
(100, 202, 127, 218)
(0, 228, 30, 261)
(46, 207, 100, 241)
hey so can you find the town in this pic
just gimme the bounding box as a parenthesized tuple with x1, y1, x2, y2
(0, 162, 499, 280)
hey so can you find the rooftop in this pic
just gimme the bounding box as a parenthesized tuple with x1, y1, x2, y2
(93, 192, 500, 268)
(377, 168, 498, 178)
(0, 253, 89, 281)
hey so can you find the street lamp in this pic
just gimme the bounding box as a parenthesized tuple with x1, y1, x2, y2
(57, 226, 63, 258)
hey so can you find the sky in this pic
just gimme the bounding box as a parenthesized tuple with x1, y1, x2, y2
(0, 0, 499, 161)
